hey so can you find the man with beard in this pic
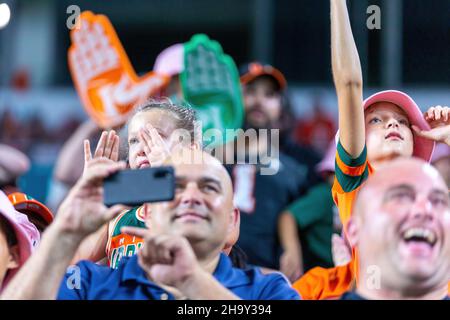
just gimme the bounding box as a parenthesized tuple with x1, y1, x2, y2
(218, 63, 312, 281)
(239, 62, 321, 188)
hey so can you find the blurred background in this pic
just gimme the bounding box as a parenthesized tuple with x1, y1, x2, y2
(0, 0, 449, 202)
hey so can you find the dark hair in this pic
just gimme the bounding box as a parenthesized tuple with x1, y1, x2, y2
(0, 215, 17, 247)
(229, 245, 248, 269)
(120, 98, 197, 161)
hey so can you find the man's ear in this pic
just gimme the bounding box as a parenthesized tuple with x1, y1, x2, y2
(7, 244, 20, 270)
(227, 208, 240, 242)
(143, 203, 152, 228)
(223, 208, 240, 255)
(233, 208, 240, 229)
(346, 217, 360, 249)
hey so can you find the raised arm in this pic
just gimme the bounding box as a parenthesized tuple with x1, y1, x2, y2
(331, 0, 365, 157)
(0, 158, 126, 300)
(70, 134, 121, 264)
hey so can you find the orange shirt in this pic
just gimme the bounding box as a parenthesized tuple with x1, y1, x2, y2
(294, 141, 371, 299)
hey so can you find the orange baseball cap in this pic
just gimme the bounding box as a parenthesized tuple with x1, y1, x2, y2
(7, 192, 54, 226)
(240, 62, 287, 90)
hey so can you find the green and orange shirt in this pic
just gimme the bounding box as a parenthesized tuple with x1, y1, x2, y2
(293, 141, 373, 299)
(106, 206, 146, 269)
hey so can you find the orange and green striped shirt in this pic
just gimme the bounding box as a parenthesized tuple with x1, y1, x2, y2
(106, 206, 146, 269)
(332, 141, 374, 229)
(293, 141, 373, 300)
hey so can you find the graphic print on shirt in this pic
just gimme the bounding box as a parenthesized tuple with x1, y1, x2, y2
(107, 206, 146, 268)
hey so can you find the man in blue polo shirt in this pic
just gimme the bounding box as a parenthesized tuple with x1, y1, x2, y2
(2, 148, 300, 300)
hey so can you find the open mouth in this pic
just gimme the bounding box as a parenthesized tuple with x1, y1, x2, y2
(400, 227, 439, 258)
(385, 132, 403, 140)
(402, 227, 437, 246)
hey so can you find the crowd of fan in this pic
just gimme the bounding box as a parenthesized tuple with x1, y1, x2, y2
(0, 0, 449, 300)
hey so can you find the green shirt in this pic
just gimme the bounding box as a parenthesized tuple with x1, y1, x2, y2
(287, 182, 335, 271)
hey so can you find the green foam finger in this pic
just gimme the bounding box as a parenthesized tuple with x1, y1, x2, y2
(180, 34, 244, 147)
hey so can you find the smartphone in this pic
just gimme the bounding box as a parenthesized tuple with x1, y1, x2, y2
(103, 166, 175, 207)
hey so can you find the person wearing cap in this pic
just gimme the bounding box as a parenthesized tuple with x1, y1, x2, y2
(293, 0, 450, 300)
(279, 141, 340, 282)
(8, 192, 54, 234)
(329, 147, 450, 271)
(239, 62, 321, 188)
(218, 62, 311, 275)
(0, 144, 30, 195)
(0, 190, 39, 291)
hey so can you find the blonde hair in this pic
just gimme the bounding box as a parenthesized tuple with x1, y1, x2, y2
(120, 98, 197, 161)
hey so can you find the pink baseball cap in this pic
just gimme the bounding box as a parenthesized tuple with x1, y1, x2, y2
(316, 140, 337, 176)
(0, 144, 30, 181)
(363, 90, 435, 162)
(0, 190, 40, 288)
(153, 43, 185, 77)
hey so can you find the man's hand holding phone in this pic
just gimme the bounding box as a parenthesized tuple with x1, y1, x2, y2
(55, 156, 128, 240)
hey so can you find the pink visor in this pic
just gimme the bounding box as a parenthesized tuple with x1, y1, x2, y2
(0, 190, 39, 289)
(363, 90, 435, 162)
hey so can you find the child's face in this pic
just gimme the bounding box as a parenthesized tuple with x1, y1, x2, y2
(365, 102, 414, 162)
(127, 109, 178, 169)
